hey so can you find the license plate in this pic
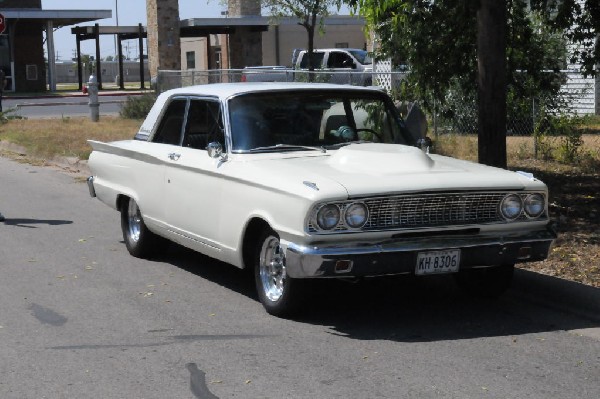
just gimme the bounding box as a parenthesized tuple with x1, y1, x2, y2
(415, 249, 461, 275)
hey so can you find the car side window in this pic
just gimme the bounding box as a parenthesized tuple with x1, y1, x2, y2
(182, 99, 223, 150)
(327, 52, 354, 69)
(152, 99, 187, 145)
(299, 52, 324, 69)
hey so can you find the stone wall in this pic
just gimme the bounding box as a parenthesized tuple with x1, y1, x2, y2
(146, 0, 181, 79)
(228, 0, 261, 16)
(227, 0, 262, 68)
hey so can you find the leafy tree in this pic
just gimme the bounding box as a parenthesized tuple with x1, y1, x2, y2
(348, 0, 593, 168)
(263, 0, 343, 71)
(531, 0, 600, 77)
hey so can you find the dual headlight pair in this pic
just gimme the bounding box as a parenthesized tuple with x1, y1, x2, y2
(313, 202, 368, 231)
(500, 193, 545, 220)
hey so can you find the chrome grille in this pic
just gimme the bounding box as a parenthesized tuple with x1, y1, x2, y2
(307, 191, 547, 233)
(363, 193, 505, 230)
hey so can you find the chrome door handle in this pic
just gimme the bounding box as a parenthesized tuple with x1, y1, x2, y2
(168, 153, 181, 161)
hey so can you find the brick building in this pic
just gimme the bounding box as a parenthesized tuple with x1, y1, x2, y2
(0, 0, 109, 92)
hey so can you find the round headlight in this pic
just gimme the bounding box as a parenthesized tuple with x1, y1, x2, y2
(316, 204, 341, 230)
(524, 193, 545, 218)
(344, 202, 368, 229)
(500, 194, 523, 220)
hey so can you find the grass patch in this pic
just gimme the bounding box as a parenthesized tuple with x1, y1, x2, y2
(0, 116, 140, 160)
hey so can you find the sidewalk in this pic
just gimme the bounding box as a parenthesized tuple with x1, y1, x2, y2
(5, 88, 151, 100)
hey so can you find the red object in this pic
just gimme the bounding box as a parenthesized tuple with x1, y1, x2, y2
(0, 14, 6, 35)
(82, 85, 88, 94)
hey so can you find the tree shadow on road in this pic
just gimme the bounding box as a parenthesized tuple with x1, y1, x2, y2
(1, 218, 73, 228)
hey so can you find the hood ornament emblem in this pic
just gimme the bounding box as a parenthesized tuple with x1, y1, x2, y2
(303, 181, 319, 191)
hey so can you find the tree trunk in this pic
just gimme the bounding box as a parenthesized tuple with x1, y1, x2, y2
(477, 0, 507, 168)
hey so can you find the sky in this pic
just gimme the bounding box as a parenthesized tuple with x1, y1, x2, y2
(41, 0, 228, 61)
(40, 0, 351, 62)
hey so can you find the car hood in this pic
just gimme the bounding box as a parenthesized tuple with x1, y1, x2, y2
(237, 143, 543, 199)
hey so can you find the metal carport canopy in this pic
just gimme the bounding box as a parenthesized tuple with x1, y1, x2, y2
(2, 9, 111, 91)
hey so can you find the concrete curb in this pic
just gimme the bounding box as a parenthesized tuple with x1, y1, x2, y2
(512, 268, 600, 321)
(5, 91, 149, 100)
(14, 100, 127, 108)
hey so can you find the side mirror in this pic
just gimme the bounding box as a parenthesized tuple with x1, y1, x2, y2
(207, 142, 225, 159)
(417, 137, 433, 154)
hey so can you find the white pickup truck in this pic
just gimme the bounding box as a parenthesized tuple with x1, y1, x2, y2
(241, 48, 374, 85)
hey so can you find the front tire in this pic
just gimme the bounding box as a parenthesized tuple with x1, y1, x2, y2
(120, 197, 168, 258)
(254, 229, 304, 317)
(455, 264, 514, 298)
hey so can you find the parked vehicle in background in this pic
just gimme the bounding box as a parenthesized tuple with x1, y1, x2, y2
(242, 48, 374, 85)
(240, 66, 293, 82)
(87, 82, 556, 317)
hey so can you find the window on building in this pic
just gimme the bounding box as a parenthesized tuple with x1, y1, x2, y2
(186, 51, 196, 70)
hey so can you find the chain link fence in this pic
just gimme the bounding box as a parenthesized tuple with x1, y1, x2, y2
(157, 69, 600, 163)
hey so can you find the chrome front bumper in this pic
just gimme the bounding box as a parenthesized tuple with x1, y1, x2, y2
(86, 176, 96, 198)
(281, 228, 556, 278)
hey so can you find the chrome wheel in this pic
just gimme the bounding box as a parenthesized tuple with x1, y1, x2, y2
(259, 235, 286, 302)
(126, 199, 142, 243)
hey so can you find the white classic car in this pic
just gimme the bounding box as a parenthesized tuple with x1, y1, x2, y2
(87, 83, 556, 317)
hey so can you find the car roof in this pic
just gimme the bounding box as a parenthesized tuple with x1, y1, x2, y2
(300, 48, 366, 52)
(161, 82, 383, 101)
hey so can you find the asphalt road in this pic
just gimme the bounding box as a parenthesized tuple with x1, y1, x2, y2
(1, 155, 599, 398)
(3, 95, 127, 118)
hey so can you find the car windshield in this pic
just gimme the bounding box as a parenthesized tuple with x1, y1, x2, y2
(228, 91, 411, 152)
(348, 50, 373, 65)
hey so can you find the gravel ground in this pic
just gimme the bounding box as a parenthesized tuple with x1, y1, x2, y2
(511, 159, 600, 288)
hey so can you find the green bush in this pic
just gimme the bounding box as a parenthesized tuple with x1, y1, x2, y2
(119, 93, 157, 119)
(534, 113, 584, 163)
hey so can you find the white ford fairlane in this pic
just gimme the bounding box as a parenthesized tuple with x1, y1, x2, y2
(87, 83, 556, 317)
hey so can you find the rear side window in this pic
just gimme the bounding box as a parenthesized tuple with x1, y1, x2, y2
(299, 52, 324, 69)
(152, 99, 187, 145)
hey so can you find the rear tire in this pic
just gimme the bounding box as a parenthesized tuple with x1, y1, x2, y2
(254, 229, 304, 317)
(455, 264, 514, 298)
(120, 197, 168, 258)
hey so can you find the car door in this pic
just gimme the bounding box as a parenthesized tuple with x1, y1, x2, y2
(163, 97, 227, 254)
(132, 96, 187, 230)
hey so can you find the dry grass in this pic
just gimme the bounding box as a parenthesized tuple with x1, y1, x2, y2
(435, 134, 600, 165)
(0, 116, 140, 161)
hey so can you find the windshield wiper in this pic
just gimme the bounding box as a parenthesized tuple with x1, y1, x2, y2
(245, 144, 326, 153)
(326, 140, 372, 149)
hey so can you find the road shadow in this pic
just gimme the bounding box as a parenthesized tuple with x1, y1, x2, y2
(1, 218, 73, 228)
(159, 243, 600, 343)
(163, 243, 257, 301)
